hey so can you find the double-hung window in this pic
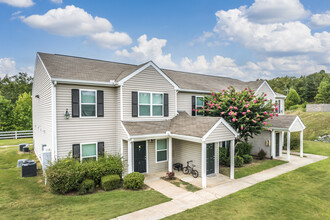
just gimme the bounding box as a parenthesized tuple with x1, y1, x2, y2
(156, 139, 167, 162)
(81, 143, 97, 162)
(80, 90, 97, 117)
(196, 96, 204, 116)
(139, 92, 163, 117)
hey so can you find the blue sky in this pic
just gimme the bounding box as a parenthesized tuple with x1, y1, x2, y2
(0, 0, 329, 80)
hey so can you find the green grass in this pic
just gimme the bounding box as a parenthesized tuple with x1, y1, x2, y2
(167, 178, 201, 192)
(219, 159, 288, 179)
(294, 140, 330, 156)
(287, 110, 330, 140)
(167, 142, 330, 220)
(0, 146, 170, 219)
(0, 138, 33, 146)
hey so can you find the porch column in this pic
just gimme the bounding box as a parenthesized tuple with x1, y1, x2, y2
(230, 140, 235, 180)
(128, 140, 133, 173)
(280, 131, 284, 157)
(300, 131, 303, 158)
(202, 142, 207, 188)
(287, 132, 291, 161)
(168, 137, 173, 172)
(215, 142, 219, 174)
(271, 130, 276, 158)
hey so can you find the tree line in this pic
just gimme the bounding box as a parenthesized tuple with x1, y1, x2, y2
(0, 73, 32, 131)
(267, 70, 330, 109)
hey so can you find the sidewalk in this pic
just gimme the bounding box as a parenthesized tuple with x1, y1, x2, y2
(113, 153, 327, 220)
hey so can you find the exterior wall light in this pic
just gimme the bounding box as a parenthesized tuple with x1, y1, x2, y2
(35, 95, 40, 98)
(65, 109, 70, 119)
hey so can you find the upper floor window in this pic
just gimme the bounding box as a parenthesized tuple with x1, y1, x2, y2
(196, 96, 204, 116)
(139, 92, 163, 117)
(80, 90, 96, 117)
(275, 100, 282, 113)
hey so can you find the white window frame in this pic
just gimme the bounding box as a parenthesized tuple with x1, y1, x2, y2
(196, 96, 204, 116)
(155, 139, 168, 163)
(80, 142, 98, 162)
(80, 89, 97, 118)
(138, 91, 164, 117)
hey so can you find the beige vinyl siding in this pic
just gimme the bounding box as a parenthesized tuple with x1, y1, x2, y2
(255, 83, 275, 102)
(122, 66, 176, 121)
(148, 139, 168, 173)
(177, 92, 208, 116)
(206, 123, 235, 143)
(173, 139, 201, 174)
(249, 131, 271, 158)
(290, 118, 304, 132)
(56, 84, 119, 158)
(32, 57, 53, 161)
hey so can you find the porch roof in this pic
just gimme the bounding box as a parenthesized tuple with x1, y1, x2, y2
(122, 111, 236, 140)
(267, 115, 306, 132)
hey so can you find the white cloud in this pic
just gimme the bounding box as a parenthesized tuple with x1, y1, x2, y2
(22, 5, 112, 36)
(21, 5, 132, 49)
(51, 0, 62, 3)
(0, 0, 34, 7)
(88, 32, 132, 49)
(0, 58, 16, 78)
(116, 34, 177, 68)
(190, 31, 214, 46)
(310, 11, 330, 27)
(213, 8, 328, 55)
(245, 0, 309, 24)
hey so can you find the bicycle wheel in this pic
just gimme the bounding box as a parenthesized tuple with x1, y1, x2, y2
(183, 167, 189, 174)
(192, 170, 199, 178)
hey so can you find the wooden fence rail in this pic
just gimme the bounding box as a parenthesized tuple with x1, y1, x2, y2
(0, 130, 33, 139)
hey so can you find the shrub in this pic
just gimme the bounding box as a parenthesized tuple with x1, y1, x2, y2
(242, 154, 253, 164)
(101, 174, 121, 191)
(235, 142, 253, 156)
(79, 179, 95, 195)
(234, 155, 244, 167)
(123, 172, 144, 190)
(45, 154, 123, 194)
(257, 149, 267, 160)
(81, 154, 123, 186)
(46, 158, 84, 194)
(219, 147, 229, 166)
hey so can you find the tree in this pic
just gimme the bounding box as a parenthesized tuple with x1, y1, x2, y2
(0, 94, 15, 131)
(286, 88, 301, 109)
(13, 92, 32, 130)
(315, 76, 330, 103)
(0, 72, 33, 103)
(200, 87, 277, 142)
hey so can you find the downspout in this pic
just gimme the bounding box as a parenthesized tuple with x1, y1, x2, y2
(52, 80, 58, 161)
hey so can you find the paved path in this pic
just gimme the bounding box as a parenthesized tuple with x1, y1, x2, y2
(113, 153, 327, 220)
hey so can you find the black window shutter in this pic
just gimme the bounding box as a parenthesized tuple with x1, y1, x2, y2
(164, 93, 169, 117)
(98, 142, 104, 157)
(97, 90, 104, 117)
(192, 96, 196, 116)
(72, 89, 79, 117)
(72, 144, 80, 160)
(132, 91, 138, 117)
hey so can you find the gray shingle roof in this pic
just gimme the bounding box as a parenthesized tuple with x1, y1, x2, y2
(267, 115, 297, 129)
(38, 52, 265, 91)
(122, 112, 221, 138)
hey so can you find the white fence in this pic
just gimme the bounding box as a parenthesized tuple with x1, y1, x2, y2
(0, 130, 33, 140)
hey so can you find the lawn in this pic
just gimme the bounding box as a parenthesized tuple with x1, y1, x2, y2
(167, 142, 330, 220)
(219, 159, 288, 179)
(0, 138, 33, 146)
(0, 144, 170, 219)
(294, 140, 330, 156)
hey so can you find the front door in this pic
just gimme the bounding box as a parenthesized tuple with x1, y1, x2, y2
(207, 143, 215, 175)
(276, 133, 280, 157)
(134, 141, 147, 173)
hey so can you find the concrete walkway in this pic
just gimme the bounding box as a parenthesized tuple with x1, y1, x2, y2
(113, 153, 327, 220)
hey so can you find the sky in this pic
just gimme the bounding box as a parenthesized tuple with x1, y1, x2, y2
(0, 0, 329, 81)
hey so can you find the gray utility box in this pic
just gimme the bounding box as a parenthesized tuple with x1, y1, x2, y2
(42, 147, 52, 170)
(21, 160, 37, 177)
(19, 143, 29, 152)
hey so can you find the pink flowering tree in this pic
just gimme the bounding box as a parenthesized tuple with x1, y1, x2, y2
(198, 86, 278, 142)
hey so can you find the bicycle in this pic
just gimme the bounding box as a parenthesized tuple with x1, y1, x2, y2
(182, 160, 199, 178)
